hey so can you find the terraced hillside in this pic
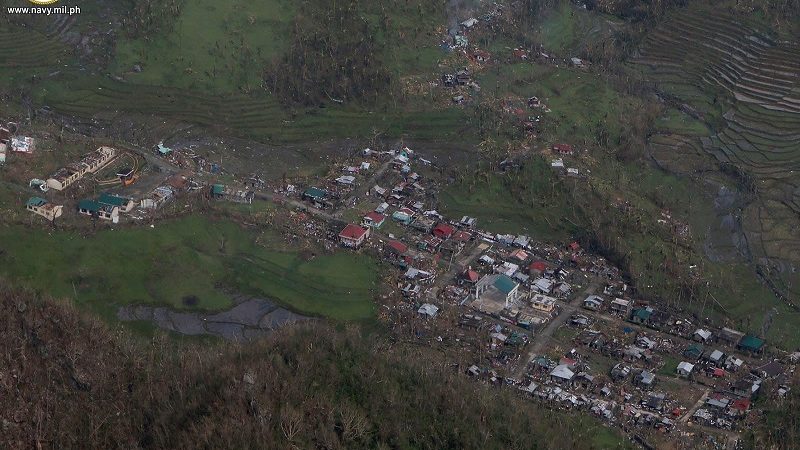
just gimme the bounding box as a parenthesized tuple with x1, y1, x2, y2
(633, 7, 800, 299)
(0, 29, 71, 67)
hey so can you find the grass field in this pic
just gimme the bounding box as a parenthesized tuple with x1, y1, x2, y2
(0, 216, 378, 321)
(439, 157, 582, 241)
(111, 0, 295, 92)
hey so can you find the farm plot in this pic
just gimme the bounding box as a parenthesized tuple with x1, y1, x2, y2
(632, 6, 800, 300)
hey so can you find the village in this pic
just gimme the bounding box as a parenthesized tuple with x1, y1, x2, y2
(3, 112, 796, 448)
(1, 6, 797, 450)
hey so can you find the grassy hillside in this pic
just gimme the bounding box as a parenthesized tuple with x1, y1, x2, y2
(0, 215, 378, 320)
(0, 288, 632, 450)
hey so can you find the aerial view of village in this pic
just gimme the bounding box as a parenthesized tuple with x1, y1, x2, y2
(1, 0, 799, 448)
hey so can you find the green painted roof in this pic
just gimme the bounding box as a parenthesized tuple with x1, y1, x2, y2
(493, 274, 517, 295)
(212, 184, 225, 195)
(98, 193, 130, 207)
(739, 335, 764, 350)
(78, 199, 100, 212)
(633, 308, 652, 320)
(303, 187, 327, 199)
(26, 197, 47, 207)
(685, 343, 704, 356)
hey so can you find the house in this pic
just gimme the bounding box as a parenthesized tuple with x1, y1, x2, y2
(339, 224, 370, 248)
(630, 307, 653, 325)
(459, 216, 477, 228)
(550, 364, 575, 384)
(462, 268, 480, 285)
(140, 186, 174, 209)
(10, 136, 34, 153)
(752, 360, 785, 379)
(375, 202, 389, 214)
(530, 294, 557, 314)
(211, 184, 254, 204)
(719, 327, 745, 346)
(46, 147, 117, 191)
(731, 378, 761, 399)
(529, 261, 548, 275)
(676, 361, 695, 377)
(609, 298, 631, 316)
(684, 343, 704, 360)
(0, 143, 7, 163)
(418, 303, 439, 318)
(156, 142, 173, 156)
(391, 208, 414, 225)
(636, 370, 656, 389)
(724, 355, 744, 372)
(335, 175, 356, 185)
(693, 328, 713, 343)
(385, 240, 408, 257)
(532, 277, 555, 294)
(475, 274, 521, 308)
(302, 187, 328, 204)
(737, 335, 765, 354)
(25, 197, 62, 221)
(432, 222, 456, 239)
(98, 193, 136, 212)
(410, 216, 435, 233)
(553, 143, 574, 155)
(706, 349, 725, 365)
(78, 199, 119, 222)
(610, 363, 631, 381)
(402, 283, 421, 298)
(513, 235, 531, 248)
(362, 211, 386, 228)
(583, 295, 604, 311)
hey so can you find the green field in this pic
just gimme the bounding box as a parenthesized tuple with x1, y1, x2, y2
(111, 0, 295, 92)
(440, 157, 582, 241)
(0, 216, 378, 321)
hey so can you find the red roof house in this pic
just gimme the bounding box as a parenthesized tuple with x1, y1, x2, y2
(529, 261, 548, 274)
(339, 224, 370, 248)
(363, 211, 386, 228)
(553, 143, 574, 155)
(462, 268, 480, 284)
(453, 230, 472, 242)
(432, 222, 456, 239)
(386, 240, 408, 255)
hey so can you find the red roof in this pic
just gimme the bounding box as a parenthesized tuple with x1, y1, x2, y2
(731, 399, 750, 411)
(386, 240, 408, 254)
(339, 224, 368, 240)
(364, 211, 386, 223)
(569, 241, 581, 251)
(453, 230, 472, 242)
(463, 269, 480, 282)
(432, 222, 456, 238)
(553, 143, 574, 154)
(712, 368, 726, 377)
(529, 261, 548, 273)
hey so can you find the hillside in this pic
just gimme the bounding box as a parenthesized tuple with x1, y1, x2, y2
(633, 4, 800, 303)
(0, 287, 629, 449)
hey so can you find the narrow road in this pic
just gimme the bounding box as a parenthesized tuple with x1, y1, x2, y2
(425, 241, 489, 301)
(334, 157, 394, 218)
(512, 279, 601, 378)
(681, 389, 710, 423)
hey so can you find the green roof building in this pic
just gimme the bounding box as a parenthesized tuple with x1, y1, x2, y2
(26, 197, 47, 208)
(98, 193, 130, 208)
(738, 335, 765, 353)
(493, 274, 518, 295)
(302, 187, 327, 202)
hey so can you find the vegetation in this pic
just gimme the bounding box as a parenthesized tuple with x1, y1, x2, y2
(0, 288, 632, 449)
(0, 215, 378, 320)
